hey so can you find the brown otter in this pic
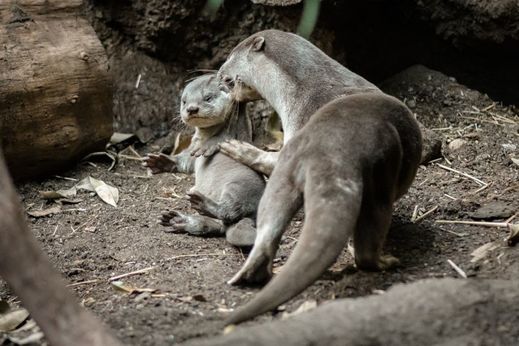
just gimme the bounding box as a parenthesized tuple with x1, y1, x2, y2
(143, 74, 265, 247)
(0, 152, 121, 346)
(217, 29, 423, 324)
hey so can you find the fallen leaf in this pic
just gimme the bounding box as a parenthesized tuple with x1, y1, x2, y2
(26, 205, 61, 218)
(470, 241, 502, 262)
(39, 186, 77, 200)
(507, 224, 519, 246)
(110, 132, 136, 145)
(512, 158, 519, 167)
(281, 299, 317, 319)
(0, 309, 29, 332)
(192, 294, 207, 302)
(7, 331, 44, 345)
(110, 281, 157, 295)
(77, 176, 119, 207)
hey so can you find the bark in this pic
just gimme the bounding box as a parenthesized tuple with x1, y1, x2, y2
(0, 150, 121, 346)
(0, 0, 113, 180)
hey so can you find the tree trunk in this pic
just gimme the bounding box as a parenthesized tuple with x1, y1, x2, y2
(0, 0, 112, 180)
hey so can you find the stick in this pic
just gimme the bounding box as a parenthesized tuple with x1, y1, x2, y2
(128, 146, 142, 159)
(435, 220, 510, 228)
(165, 253, 225, 261)
(447, 259, 467, 279)
(436, 163, 487, 186)
(66, 279, 99, 288)
(118, 154, 143, 161)
(413, 205, 439, 223)
(108, 266, 156, 281)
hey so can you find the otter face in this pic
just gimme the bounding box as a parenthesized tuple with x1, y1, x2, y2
(180, 74, 233, 128)
(218, 35, 265, 102)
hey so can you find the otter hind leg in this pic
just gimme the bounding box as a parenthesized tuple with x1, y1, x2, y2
(353, 200, 399, 271)
(160, 210, 225, 236)
(226, 218, 256, 247)
(228, 174, 303, 285)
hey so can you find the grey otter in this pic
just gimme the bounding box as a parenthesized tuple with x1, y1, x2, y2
(217, 30, 423, 324)
(0, 152, 121, 346)
(143, 74, 265, 247)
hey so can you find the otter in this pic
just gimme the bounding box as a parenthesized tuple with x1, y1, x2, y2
(217, 30, 422, 324)
(143, 74, 265, 247)
(0, 152, 121, 346)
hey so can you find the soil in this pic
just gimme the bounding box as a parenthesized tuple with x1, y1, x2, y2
(1, 65, 518, 345)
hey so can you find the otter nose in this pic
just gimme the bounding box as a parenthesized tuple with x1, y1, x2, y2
(186, 105, 199, 115)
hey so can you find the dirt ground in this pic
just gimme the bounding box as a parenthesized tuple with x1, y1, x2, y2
(1, 65, 518, 345)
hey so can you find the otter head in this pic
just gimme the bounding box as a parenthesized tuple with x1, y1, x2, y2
(218, 35, 266, 102)
(180, 74, 233, 128)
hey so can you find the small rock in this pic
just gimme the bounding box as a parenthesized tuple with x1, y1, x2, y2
(407, 99, 416, 108)
(448, 139, 466, 152)
(501, 143, 517, 152)
(467, 201, 516, 220)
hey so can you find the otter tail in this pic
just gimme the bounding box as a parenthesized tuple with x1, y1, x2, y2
(226, 173, 363, 325)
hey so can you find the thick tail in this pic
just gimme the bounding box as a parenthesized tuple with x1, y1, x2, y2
(226, 174, 363, 325)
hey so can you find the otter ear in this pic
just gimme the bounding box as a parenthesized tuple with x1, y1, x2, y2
(251, 36, 265, 52)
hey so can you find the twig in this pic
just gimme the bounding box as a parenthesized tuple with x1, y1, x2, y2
(135, 73, 142, 89)
(447, 259, 467, 279)
(67, 279, 99, 288)
(128, 146, 142, 158)
(109, 266, 157, 281)
(444, 194, 457, 201)
(413, 205, 439, 223)
(119, 154, 143, 161)
(411, 205, 419, 222)
(54, 175, 79, 182)
(435, 220, 510, 228)
(165, 253, 225, 261)
(436, 163, 487, 186)
(469, 182, 492, 195)
(505, 212, 518, 223)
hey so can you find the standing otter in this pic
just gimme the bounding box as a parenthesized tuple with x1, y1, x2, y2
(217, 30, 422, 324)
(0, 152, 121, 346)
(143, 74, 265, 247)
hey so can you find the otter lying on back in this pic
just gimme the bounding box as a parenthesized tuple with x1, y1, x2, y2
(143, 74, 265, 247)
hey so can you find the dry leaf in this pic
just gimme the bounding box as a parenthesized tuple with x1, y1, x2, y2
(7, 331, 44, 345)
(77, 176, 119, 207)
(470, 241, 501, 262)
(27, 205, 61, 218)
(111, 281, 156, 295)
(0, 309, 29, 332)
(507, 224, 519, 246)
(39, 186, 77, 200)
(512, 158, 519, 167)
(110, 132, 136, 145)
(281, 299, 317, 319)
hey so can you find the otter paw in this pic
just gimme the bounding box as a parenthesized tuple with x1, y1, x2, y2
(219, 139, 261, 164)
(227, 250, 272, 286)
(160, 210, 188, 233)
(187, 191, 217, 218)
(142, 153, 176, 174)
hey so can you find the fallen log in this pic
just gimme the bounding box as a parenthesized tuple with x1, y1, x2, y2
(0, 0, 112, 180)
(187, 278, 519, 346)
(0, 149, 121, 346)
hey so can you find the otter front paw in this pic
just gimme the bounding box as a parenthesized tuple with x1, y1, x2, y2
(142, 153, 176, 174)
(191, 143, 220, 158)
(219, 139, 261, 164)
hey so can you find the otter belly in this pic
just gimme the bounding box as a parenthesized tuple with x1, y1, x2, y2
(194, 153, 265, 205)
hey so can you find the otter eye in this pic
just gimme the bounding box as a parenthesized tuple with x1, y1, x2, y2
(181, 99, 186, 105)
(203, 94, 215, 102)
